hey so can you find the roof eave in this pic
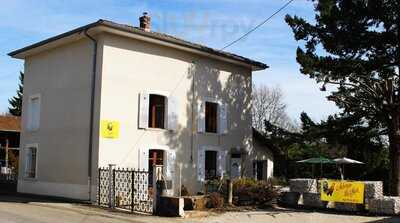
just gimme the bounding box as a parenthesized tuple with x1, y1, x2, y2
(8, 20, 268, 71)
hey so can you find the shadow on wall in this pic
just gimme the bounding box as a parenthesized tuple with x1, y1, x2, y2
(162, 59, 254, 195)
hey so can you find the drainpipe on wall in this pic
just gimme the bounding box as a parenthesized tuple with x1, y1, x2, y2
(190, 61, 196, 163)
(84, 29, 98, 202)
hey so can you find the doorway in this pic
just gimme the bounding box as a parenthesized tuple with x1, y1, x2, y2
(148, 149, 164, 187)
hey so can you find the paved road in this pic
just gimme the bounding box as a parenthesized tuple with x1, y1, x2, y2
(0, 202, 143, 223)
(1, 195, 400, 223)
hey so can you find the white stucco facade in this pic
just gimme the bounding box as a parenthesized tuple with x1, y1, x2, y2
(12, 21, 274, 201)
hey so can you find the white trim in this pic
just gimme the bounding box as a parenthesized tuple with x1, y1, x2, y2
(23, 143, 39, 180)
(147, 90, 170, 98)
(143, 90, 170, 130)
(146, 144, 170, 151)
(203, 96, 221, 105)
(200, 97, 225, 134)
(139, 145, 171, 170)
(17, 180, 89, 200)
(201, 145, 221, 152)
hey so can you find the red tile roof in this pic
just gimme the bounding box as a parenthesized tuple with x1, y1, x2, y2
(0, 116, 21, 132)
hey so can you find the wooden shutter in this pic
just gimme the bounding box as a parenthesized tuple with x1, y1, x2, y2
(197, 101, 205, 133)
(166, 150, 176, 179)
(218, 103, 228, 134)
(139, 148, 149, 171)
(138, 91, 149, 129)
(197, 147, 205, 181)
(217, 150, 228, 177)
(167, 96, 178, 131)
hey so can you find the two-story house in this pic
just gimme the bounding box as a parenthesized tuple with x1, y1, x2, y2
(8, 13, 273, 201)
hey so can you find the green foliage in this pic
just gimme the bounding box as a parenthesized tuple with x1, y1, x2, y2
(266, 112, 389, 189)
(8, 72, 24, 116)
(285, 0, 399, 194)
(231, 178, 278, 206)
(206, 192, 224, 208)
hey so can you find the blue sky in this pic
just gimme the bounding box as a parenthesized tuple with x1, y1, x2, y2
(0, 0, 338, 121)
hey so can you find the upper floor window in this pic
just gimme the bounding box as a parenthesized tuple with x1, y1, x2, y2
(198, 99, 228, 134)
(148, 94, 166, 129)
(138, 91, 178, 131)
(27, 94, 41, 131)
(205, 102, 218, 133)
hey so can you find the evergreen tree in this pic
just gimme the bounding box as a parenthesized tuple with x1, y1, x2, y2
(285, 0, 400, 195)
(8, 72, 24, 116)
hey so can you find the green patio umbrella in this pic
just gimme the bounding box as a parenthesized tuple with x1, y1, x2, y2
(296, 157, 335, 178)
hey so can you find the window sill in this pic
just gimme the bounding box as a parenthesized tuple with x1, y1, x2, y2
(144, 127, 168, 132)
(23, 177, 38, 182)
(199, 132, 222, 136)
(26, 128, 40, 133)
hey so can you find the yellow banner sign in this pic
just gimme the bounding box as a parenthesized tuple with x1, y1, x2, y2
(320, 180, 364, 204)
(101, 120, 120, 139)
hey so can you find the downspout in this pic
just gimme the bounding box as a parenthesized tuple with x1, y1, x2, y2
(190, 61, 196, 162)
(84, 29, 98, 201)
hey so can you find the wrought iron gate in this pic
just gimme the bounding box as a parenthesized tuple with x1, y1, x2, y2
(97, 167, 153, 214)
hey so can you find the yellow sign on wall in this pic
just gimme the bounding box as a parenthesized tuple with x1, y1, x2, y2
(320, 180, 364, 204)
(101, 120, 120, 139)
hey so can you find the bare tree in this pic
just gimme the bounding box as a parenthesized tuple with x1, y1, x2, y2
(252, 84, 297, 132)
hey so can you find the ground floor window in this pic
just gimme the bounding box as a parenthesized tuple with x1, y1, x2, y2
(148, 149, 164, 187)
(205, 151, 217, 180)
(253, 161, 264, 181)
(25, 146, 37, 178)
(230, 153, 242, 179)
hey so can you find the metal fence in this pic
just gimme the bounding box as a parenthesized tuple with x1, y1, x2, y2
(0, 172, 17, 182)
(97, 166, 153, 214)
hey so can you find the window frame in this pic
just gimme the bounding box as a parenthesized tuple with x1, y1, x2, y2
(148, 94, 167, 129)
(205, 150, 218, 180)
(253, 160, 264, 181)
(24, 143, 38, 180)
(205, 101, 218, 133)
(27, 94, 41, 132)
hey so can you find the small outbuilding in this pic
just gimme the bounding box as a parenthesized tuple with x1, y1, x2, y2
(0, 115, 21, 172)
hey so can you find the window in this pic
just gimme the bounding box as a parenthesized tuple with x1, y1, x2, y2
(205, 151, 217, 180)
(28, 95, 40, 131)
(148, 94, 166, 129)
(253, 161, 264, 181)
(148, 149, 164, 187)
(205, 102, 218, 133)
(25, 146, 37, 178)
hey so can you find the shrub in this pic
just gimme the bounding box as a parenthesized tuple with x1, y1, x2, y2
(181, 185, 189, 196)
(269, 177, 288, 186)
(232, 178, 279, 206)
(206, 192, 224, 208)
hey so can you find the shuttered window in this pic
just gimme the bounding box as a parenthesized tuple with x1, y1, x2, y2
(205, 102, 218, 133)
(148, 94, 166, 129)
(25, 146, 37, 178)
(139, 91, 178, 131)
(205, 150, 217, 180)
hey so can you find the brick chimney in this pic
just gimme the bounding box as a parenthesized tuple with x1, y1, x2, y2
(139, 12, 151, 32)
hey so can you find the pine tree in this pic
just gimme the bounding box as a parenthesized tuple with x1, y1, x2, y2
(8, 72, 24, 116)
(285, 0, 400, 194)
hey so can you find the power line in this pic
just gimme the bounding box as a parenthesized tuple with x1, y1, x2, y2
(220, 0, 295, 51)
